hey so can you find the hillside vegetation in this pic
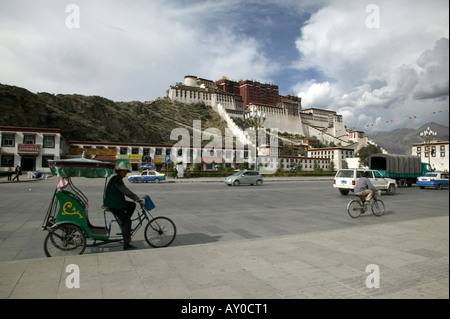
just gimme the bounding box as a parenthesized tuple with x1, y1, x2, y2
(0, 84, 227, 145)
(2, 83, 447, 153)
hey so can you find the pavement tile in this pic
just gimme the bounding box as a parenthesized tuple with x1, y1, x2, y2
(0, 212, 447, 299)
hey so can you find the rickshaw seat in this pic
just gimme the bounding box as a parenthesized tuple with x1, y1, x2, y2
(102, 206, 124, 228)
(59, 190, 87, 211)
(57, 190, 104, 233)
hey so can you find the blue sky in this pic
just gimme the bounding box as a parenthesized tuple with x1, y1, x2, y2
(0, 0, 448, 131)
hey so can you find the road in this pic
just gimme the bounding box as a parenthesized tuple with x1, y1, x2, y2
(0, 177, 448, 261)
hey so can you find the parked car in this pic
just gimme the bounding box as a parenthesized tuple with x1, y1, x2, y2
(333, 169, 397, 195)
(224, 170, 263, 186)
(416, 172, 449, 190)
(127, 170, 166, 183)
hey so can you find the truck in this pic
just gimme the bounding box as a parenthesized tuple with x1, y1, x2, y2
(369, 153, 433, 188)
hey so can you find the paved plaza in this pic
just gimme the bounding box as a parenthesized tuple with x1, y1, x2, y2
(0, 176, 448, 300)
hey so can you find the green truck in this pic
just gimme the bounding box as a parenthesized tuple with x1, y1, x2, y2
(369, 153, 433, 188)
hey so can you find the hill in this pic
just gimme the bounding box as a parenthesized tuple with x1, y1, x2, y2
(0, 83, 227, 144)
(367, 122, 449, 155)
(2, 83, 448, 153)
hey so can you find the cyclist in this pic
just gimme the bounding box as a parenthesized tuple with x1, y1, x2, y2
(354, 171, 377, 205)
(104, 162, 145, 250)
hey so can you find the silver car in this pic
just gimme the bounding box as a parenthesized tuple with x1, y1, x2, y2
(224, 170, 263, 186)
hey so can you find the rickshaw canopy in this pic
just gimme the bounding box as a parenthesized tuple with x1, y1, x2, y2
(48, 158, 116, 178)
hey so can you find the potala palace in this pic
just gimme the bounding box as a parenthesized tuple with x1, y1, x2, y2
(0, 75, 380, 174)
(168, 75, 372, 170)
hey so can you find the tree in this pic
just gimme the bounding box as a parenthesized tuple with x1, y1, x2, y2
(313, 160, 322, 172)
(329, 160, 335, 172)
(194, 163, 202, 173)
(357, 144, 383, 167)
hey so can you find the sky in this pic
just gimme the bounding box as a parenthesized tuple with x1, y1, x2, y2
(0, 0, 448, 132)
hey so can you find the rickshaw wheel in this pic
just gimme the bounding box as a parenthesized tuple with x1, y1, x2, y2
(44, 224, 86, 257)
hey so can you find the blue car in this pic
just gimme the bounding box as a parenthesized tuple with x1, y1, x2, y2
(416, 172, 449, 190)
(127, 170, 166, 183)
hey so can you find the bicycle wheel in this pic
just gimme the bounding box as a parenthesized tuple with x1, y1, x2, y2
(144, 216, 176, 248)
(347, 200, 363, 218)
(371, 199, 385, 216)
(44, 224, 86, 257)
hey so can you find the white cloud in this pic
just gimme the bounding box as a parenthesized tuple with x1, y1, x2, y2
(413, 37, 449, 100)
(293, 0, 449, 130)
(0, 0, 448, 131)
(0, 0, 280, 101)
(296, 81, 334, 108)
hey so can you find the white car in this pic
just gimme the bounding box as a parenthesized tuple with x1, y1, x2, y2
(333, 169, 397, 195)
(417, 172, 449, 190)
(127, 170, 166, 183)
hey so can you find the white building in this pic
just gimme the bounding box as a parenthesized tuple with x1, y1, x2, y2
(0, 126, 69, 172)
(167, 75, 244, 118)
(0, 124, 356, 174)
(277, 155, 331, 171)
(308, 147, 355, 170)
(300, 108, 348, 143)
(412, 140, 449, 172)
(167, 75, 355, 145)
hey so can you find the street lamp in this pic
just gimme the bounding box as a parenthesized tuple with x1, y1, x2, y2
(419, 127, 437, 166)
(244, 106, 266, 171)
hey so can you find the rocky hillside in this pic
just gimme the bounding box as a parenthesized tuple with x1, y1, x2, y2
(0, 83, 227, 144)
(3, 83, 447, 153)
(367, 122, 449, 155)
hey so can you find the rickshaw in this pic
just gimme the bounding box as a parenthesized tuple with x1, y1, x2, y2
(42, 158, 176, 257)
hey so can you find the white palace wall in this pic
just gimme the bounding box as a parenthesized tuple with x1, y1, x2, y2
(251, 105, 305, 135)
(167, 76, 361, 150)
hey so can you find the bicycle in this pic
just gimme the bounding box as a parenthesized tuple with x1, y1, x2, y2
(102, 196, 176, 250)
(42, 159, 177, 257)
(347, 190, 385, 218)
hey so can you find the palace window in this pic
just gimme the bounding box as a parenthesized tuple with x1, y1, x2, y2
(23, 134, 36, 144)
(43, 135, 55, 148)
(1, 134, 15, 147)
(1, 155, 14, 167)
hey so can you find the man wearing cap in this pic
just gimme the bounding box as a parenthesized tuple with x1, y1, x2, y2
(104, 162, 144, 250)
